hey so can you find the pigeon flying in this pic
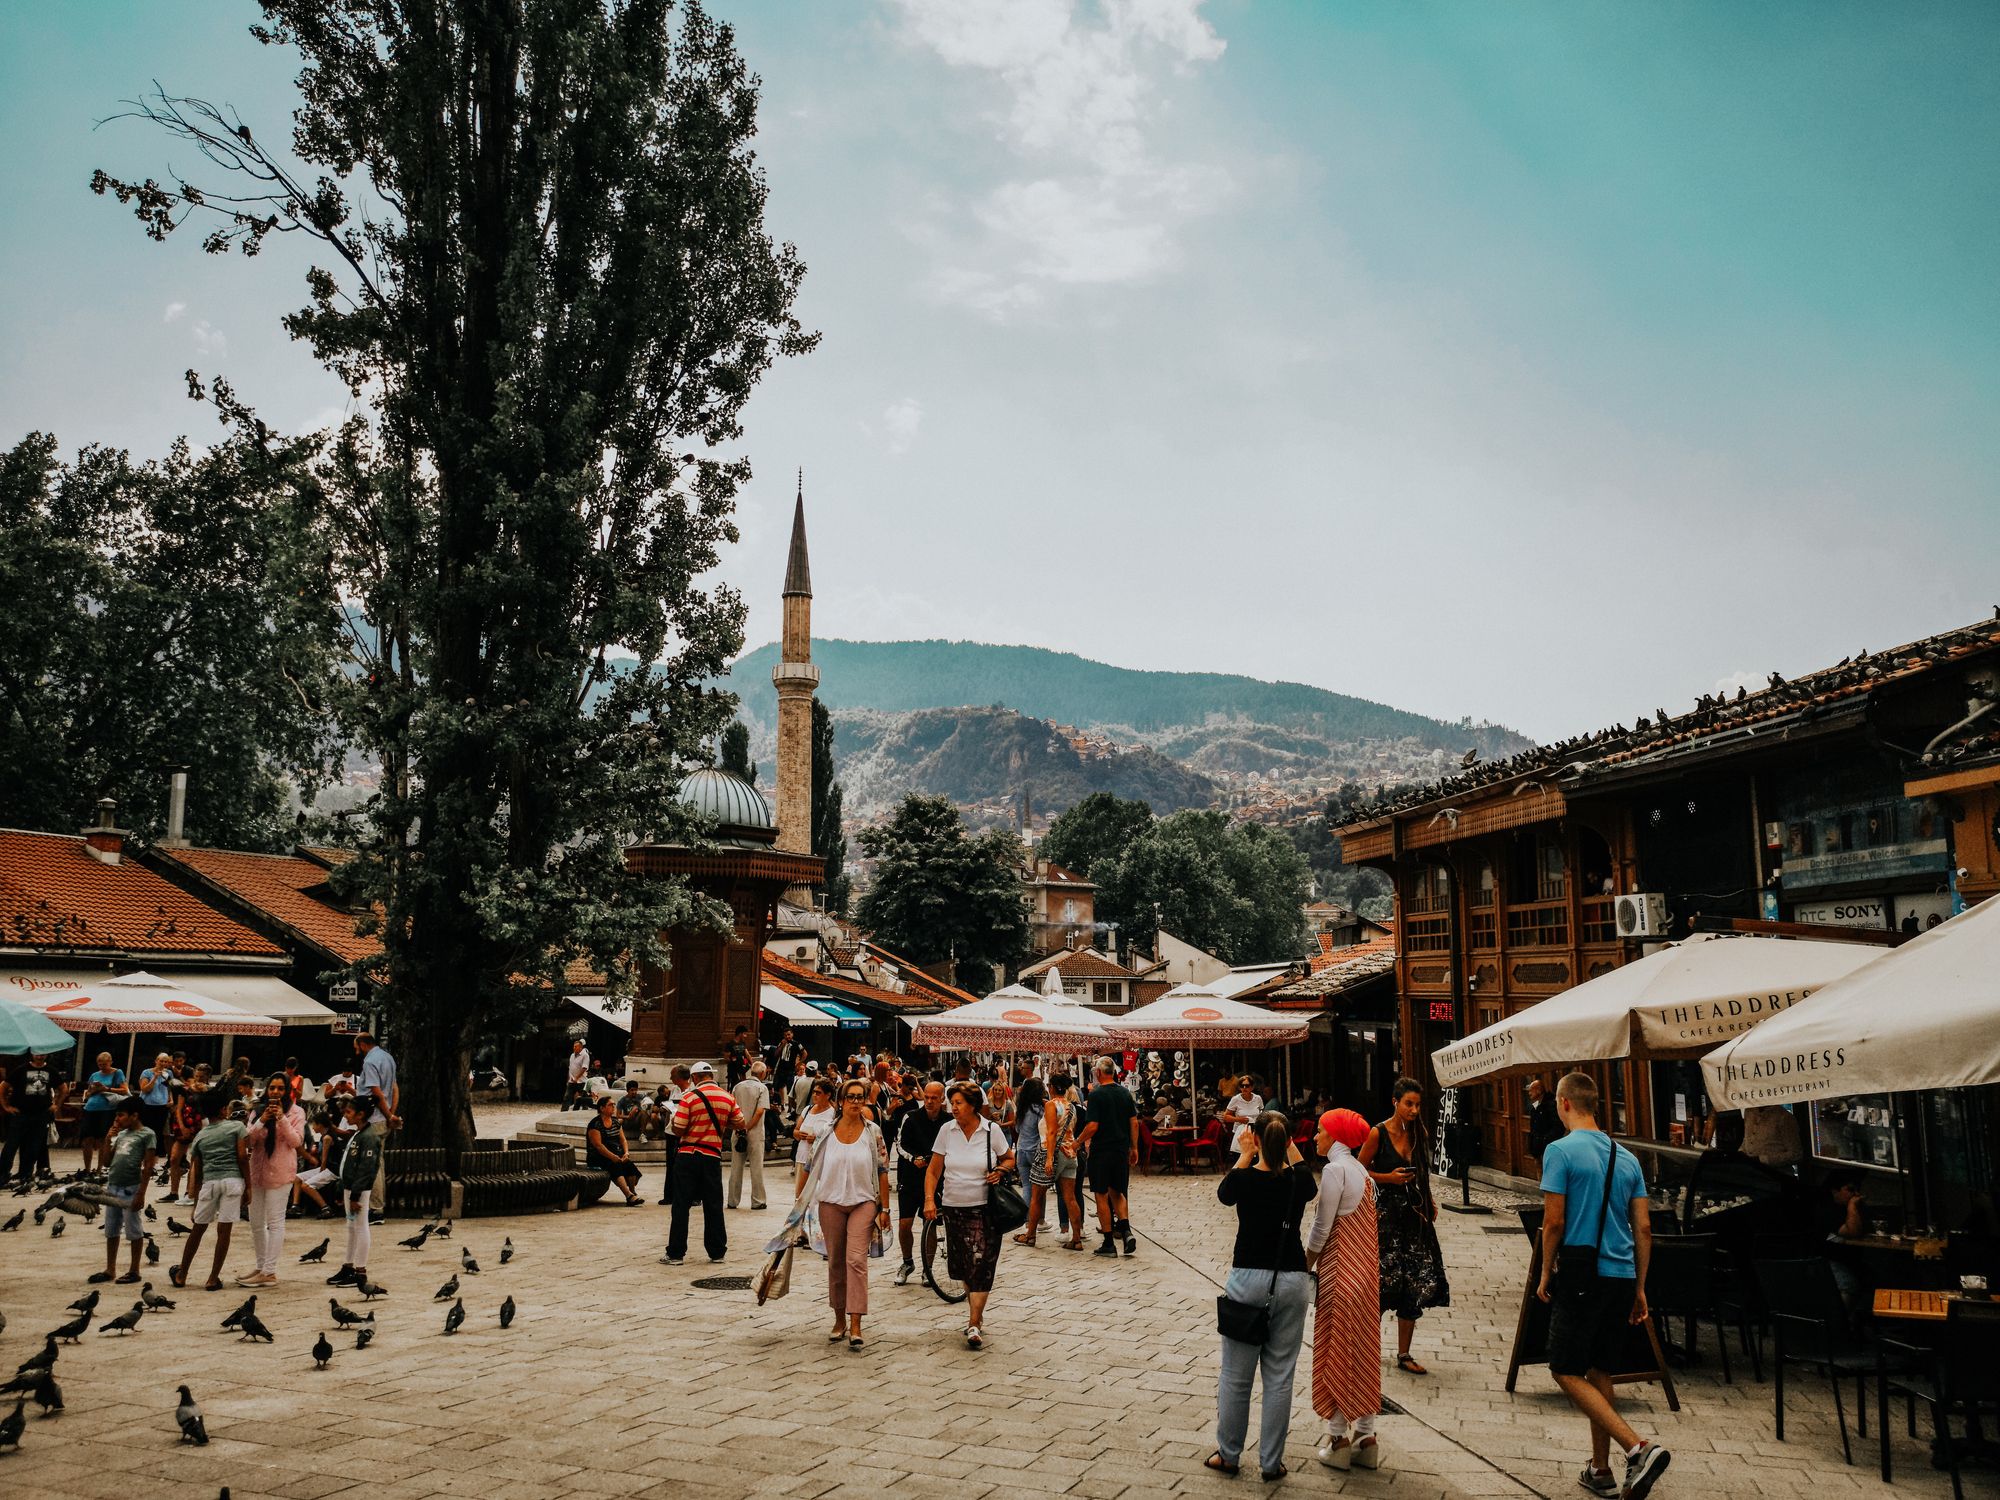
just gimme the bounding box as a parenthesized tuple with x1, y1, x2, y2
(434, 1273, 459, 1301)
(221, 1294, 257, 1330)
(237, 1312, 274, 1344)
(353, 1326, 375, 1350)
(499, 1295, 516, 1330)
(30, 1372, 61, 1416)
(175, 1384, 209, 1445)
(298, 1237, 330, 1264)
(0, 1395, 24, 1451)
(328, 1298, 373, 1327)
(48, 1312, 89, 1344)
(499, 1237, 513, 1265)
(99, 1303, 145, 1335)
(65, 1289, 100, 1317)
(312, 1331, 334, 1369)
(140, 1282, 176, 1312)
(442, 1297, 465, 1336)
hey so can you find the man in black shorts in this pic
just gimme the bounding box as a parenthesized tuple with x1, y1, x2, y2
(893, 1081, 947, 1285)
(1076, 1057, 1139, 1259)
(1536, 1072, 1670, 1500)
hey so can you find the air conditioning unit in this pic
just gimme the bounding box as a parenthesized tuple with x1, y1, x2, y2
(1615, 892, 1669, 939)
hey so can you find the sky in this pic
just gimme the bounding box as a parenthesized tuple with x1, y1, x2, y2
(3, 1, 1997, 742)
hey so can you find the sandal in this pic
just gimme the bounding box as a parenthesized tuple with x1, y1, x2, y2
(1396, 1353, 1428, 1375)
(1204, 1452, 1240, 1476)
(204, 1277, 224, 1291)
(1061, 1238, 1084, 1251)
(1261, 1465, 1288, 1482)
(848, 1335, 865, 1351)
(1011, 1233, 1037, 1247)
(167, 1266, 187, 1288)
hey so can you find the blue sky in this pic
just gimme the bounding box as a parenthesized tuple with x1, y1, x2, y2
(2, 1, 1995, 741)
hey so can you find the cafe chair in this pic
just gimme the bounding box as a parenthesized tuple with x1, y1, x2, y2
(1183, 1117, 1225, 1172)
(1137, 1119, 1181, 1174)
(1646, 1233, 1734, 1383)
(1754, 1257, 1881, 1464)
(1880, 1299, 2000, 1499)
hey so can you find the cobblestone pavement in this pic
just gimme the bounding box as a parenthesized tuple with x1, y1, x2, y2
(0, 1129, 1971, 1500)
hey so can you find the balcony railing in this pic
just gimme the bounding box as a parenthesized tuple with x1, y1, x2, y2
(1505, 900, 1569, 948)
(1467, 910, 1497, 951)
(1405, 915, 1452, 954)
(1580, 897, 1617, 944)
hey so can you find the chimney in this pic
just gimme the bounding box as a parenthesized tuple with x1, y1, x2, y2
(81, 797, 127, 865)
(161, 769, 191, 849)
(1318, 932, 1335, 956)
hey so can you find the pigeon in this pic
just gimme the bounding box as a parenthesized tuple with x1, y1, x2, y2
(433, 1220, 452, 1240)
(328, 1299, 372, 1328)
(175, 1384, 209, 1445)
(498, 1295, 516, 1330)
(397, 1226, 432, 1251)
(221, 1294, 257, 1331)
(166, 1217, 191, 1236)
(298, 1237, 329, 1264)
(99, 1303, 145, 1335)
(14, 1338, 58, 1376)
(442, 1297, 465, 1336)
(48, 1216, 64, 1238)
(144, 1204, 158, 1221)
(29, 1372, 60, 1416)
(144, 1235, 160, 1264)
(1, 1210, 22, 1232)
(461, 1249, 480, 1275)
(311, 1331, 333, 1369)
(140, 1282, 176, 1312)
(236, 1312, 273, 1344)
(353, 1326, 375, 1350)
(30, 1207, 43, 1226)
(48, 1312, 89, 1345)
(355, 1277, 387, 1301)
(0, 1371, 40, 1397)
(65, 1289, 100, 1317)
(499, 1237, 513, 1265)
(0, 1395, 23, 1451)
(433, 1273, 459, 1301)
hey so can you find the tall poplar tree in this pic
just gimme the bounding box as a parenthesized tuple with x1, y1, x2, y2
(95, 0, 815, 1148)
(811, 698, 849, 914)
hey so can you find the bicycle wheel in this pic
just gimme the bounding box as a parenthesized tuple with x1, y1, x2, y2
(920, 1217, 968, 1304)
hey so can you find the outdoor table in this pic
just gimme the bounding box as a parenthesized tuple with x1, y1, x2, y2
(1152, 1125, 1194, 1172)
(1870, 1288, 1986, 1480)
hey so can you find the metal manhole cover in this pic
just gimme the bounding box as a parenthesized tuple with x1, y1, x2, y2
(690, 1274, 753, 1291)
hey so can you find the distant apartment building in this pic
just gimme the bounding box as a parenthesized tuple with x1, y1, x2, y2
(1021, 858, 1098, 956)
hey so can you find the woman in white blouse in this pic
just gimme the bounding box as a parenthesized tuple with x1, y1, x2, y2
(792, 1077, 838, 1198)
(923, 1082, 1016, 1349)
(812, 1080, 891, 1350)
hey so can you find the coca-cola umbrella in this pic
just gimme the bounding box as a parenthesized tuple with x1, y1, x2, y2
(1103, 985, 1309, 1130)
(909, 986, 1110, 1055)
(13, 971, 282, 1036)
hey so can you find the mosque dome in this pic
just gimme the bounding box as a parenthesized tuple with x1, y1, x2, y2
(675, 767, 777, 846)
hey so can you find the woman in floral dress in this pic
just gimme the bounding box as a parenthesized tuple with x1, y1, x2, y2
(1358, 1077, 1450, 1374)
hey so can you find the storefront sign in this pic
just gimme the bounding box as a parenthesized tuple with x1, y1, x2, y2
(1790, 897, 1888, 929)
(328, 979, 359, 1006)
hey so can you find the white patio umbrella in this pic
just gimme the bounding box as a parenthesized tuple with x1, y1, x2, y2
(909, 986, 1110, 1055)
(1702, 895, 2000, 1110)
(13, 971, 283, 1037)
(1103, 984, 1309, 1131)
(1431, 933, 1881, 1087)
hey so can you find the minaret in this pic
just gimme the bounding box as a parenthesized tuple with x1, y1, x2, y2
(772, 474, 819, 901)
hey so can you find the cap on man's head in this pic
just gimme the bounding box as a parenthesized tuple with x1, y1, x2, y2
(690, 1061, 714, 1077)
(805, 1061, 819, 1072)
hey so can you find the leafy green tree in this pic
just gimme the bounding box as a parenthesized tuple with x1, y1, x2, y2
(1096, 810, 1311, 964)
(95, 0, 813, 1148)
(856, 795, 1026, 970)
(1039, 791, 1154, 879)
(718, 720, 756, 784)
(0, 415, 338, 850)
(811, 698, 850, 914)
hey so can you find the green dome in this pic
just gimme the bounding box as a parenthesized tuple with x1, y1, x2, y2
(677, 767, 775, 842)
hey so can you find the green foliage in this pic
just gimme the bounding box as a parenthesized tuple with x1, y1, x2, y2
(1040, 792, 1155, 880)
(1095, 810, 1312, 965)
(719, 720, 756, 784)
(0, 415, 339, 850)
(96, 0, 813, 1148)
(855, 795, 1027, 969)
(811, 698, 850, 915)
(1285, 780, 1415, 920)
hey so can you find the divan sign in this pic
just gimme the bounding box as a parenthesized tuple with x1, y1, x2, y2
(6, 975, 84, 993)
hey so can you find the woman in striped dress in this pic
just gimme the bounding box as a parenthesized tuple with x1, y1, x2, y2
(1307, 1108, 1383, 1471)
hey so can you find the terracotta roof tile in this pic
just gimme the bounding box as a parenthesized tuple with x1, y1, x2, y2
(1017, 948, 1136, 981)
(0, 830, 284, 959)
(157, 846, 379, 965)
(762, 949, 955, 1011)
(1268, 936, 1398, 1007)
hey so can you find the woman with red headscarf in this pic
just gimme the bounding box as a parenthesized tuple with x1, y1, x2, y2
(1307, 1108, 1382, 1471)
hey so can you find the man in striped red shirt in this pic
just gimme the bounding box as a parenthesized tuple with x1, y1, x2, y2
(662, 1061, 744, 1265)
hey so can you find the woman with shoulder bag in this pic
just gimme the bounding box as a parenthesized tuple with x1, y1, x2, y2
(924, 1082, 1017, 1350)
(813, 1080, 892, 1349)
(1209, 1110, 1317, 1481)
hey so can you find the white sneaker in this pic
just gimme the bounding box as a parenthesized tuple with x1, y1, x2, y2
(1315, 1432, 1352, 1471)
(1578, 1464, 1620, 1497)
(894, 1261, 913, 1286)
(965, 1325, 983, 1349)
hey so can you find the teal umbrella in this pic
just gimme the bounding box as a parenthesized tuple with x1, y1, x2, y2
(0, 994, 78, 1056)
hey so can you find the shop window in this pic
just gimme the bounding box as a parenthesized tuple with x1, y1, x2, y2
(1406, 916, 1451, 953)
(1505, 905, 1568, 947)
(1470, 859, 1496, 909)
(1467, 910, 1497, 950)
(1810, 1095, 1899, 1169)
(1507, 831, 1566, 903)
(1407, 864, 1452, 915)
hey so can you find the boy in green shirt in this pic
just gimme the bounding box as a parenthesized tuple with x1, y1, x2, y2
(172, 1087, 248, 1290)
(90, 1096, 157, 1285)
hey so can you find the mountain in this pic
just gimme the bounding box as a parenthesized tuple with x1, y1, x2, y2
(719, 640, 1534, 822)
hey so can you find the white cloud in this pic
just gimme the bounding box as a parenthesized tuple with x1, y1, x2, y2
(190, 319, 227, 356)
(163, 301, 186, 323)
(880, 396, 925, 455)
(1713, 669, 1763, 699)
(889, 0, 1231, 317)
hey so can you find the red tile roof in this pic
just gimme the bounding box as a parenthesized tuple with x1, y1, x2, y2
(1018, 948, 1136, 981)
(0, 829, 284, 959)
(1025, 861, 1094, 888)
(856, 940, 978, 1005)
(156, 846, 380, 966)
(762, 949, 953, 1012)
(1267, 935, 1398, 1009)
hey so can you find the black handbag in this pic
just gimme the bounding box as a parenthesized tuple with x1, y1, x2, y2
(1216, 1171, 1293, 1346)
(1554, 1133, 1623, 1292)
(986, 1127, 1029, 1235)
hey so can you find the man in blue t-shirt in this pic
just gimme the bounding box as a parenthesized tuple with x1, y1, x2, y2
(1536, 1072, 1671, 1500)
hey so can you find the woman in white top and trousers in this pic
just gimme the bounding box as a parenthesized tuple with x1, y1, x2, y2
(813, 1080, 891, 1350)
